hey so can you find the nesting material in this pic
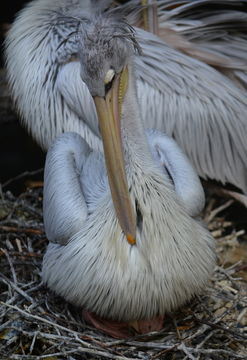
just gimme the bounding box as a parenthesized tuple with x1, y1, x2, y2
(0, 184, 246, 359)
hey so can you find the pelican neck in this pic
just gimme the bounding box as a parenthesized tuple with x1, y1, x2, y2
(120, 63, 154, 169)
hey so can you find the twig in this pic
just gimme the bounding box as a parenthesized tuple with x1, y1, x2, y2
(0, 274, 35, 304)
(0, 225, 44, 235)
(29, 331, 38, 354)
(178, 342, 196, 360)
(0, 250, 42, 258)
(1, 248, 17, 284)
(2, 169, 44, 188)
(9, 348, 138, 360)
(206, 200, 234, 223)
(193, 315, 247, 341)
(0, 301, 132, 360)
(188, 348, 246, 358)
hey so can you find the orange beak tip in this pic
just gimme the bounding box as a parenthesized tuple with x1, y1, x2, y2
(127, 234, 136, 245)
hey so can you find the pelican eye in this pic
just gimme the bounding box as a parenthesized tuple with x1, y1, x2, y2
(104, 69, 115, 93)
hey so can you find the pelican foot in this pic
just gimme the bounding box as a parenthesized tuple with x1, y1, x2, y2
(82, 310, 164, 338)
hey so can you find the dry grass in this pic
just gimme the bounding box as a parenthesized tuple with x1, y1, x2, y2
(0, 179, 246, 360)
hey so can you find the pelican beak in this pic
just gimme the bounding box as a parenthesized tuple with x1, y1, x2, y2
(94, 67, 136, 245)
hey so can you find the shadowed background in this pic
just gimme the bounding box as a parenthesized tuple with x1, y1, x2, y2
(0, 2, 48, 192)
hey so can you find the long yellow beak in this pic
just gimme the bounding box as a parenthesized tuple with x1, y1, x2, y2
(94, 68, 136, 245)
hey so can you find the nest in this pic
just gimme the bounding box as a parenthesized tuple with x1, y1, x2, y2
(0, 177, 246, 360)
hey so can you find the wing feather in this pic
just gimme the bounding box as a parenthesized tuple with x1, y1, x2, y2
(43, 132, 91, 244)
(147, 129, 205, 217)
(134, 28, 247, 192)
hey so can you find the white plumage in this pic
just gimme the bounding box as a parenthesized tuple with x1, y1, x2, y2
(42, 18, 215, 322)
(4, 0, 247, 194)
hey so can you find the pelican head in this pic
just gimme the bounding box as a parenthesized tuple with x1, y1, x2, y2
(77, 14, 139, 96)
(75, 13, 142, 244)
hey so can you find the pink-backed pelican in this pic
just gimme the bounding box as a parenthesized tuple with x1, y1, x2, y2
(42, 10, 215, 337)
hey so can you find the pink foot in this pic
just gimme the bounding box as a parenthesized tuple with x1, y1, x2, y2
(129, 316, 164, 334)
(82, 310, 164, 338)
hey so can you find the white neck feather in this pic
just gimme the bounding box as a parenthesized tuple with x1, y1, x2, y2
(121, 63, 154, 172)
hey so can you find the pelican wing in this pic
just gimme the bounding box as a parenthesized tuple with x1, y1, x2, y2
(56, 62, 101, 139)
(134, 28, 247, 193)
(43, 132, 91, 245)
(156, 0, 247, 87)
(5, 0, 102, 152)
(147, 129, 205, 217)
(4, 0, 247, 194)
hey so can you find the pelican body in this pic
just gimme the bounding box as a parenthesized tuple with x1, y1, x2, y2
(42, 11, 215, 328)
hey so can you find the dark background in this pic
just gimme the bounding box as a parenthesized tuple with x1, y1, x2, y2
(0, 1, 45, 192)
(0, 1, 29, 66)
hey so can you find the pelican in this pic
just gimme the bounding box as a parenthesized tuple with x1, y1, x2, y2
(42, 10, 215, 338)
(4, 0, 247, 195)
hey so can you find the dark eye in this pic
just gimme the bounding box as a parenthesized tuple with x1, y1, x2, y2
(105, 74, 115, 94)
(66, 54, 79, 63)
